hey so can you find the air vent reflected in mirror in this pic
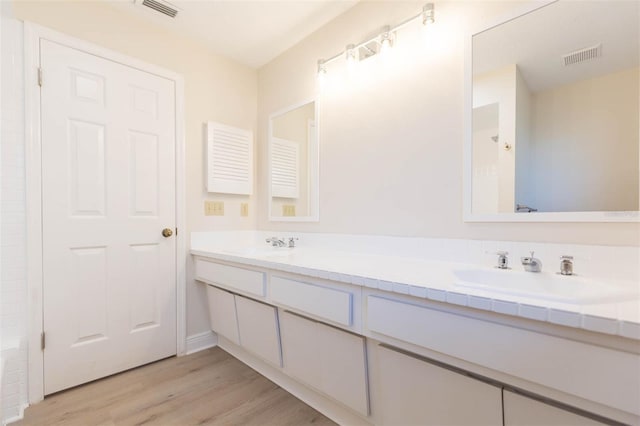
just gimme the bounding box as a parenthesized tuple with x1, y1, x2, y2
(562, 44, 602, 66)
(141, 0, 178, 18)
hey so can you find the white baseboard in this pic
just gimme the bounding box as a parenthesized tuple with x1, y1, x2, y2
(185, 330, 218, 355)
(4, 403, 28, 426)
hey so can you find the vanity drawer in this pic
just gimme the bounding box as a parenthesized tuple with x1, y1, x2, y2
(367, 295, 640, 416)
(271, 276, 352, 326)
(503, 390, 605, 426)
(280, 311, 369, 416)
(235, 295, 282, 367)
(196, 259, 265, 297)
(206, 285, 240, 345)
(376, 345, 502, 425)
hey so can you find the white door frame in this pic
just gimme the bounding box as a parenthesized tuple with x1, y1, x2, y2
(24, 22, 187, 404)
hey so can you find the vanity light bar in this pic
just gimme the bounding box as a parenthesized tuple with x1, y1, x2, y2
(317, 3, 435, 75)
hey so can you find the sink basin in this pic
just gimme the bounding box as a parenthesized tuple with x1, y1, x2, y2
(453, 268, 637, 304)
(221, 247, 293, 259)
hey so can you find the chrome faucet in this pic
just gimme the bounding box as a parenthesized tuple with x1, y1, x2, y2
(494, 251, 509, 269)
(265, 237, 286, 247)
(559, 255, 574, 276)
(521, 251, 542, 273)
(265, 237, 299, 248)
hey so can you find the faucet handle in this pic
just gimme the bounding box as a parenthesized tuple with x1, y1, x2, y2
(493, 251, 509, 269)
(560, 255, 574, 275)
(288, 237, 299, 248)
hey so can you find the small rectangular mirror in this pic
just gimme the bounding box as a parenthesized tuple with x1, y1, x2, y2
(268, 100, 319, 221)
(465, 0, 639, 222)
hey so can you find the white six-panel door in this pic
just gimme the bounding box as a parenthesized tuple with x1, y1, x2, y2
(40, 39, 177, 394)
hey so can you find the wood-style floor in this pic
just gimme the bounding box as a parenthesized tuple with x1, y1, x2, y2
(18, 347, 336, 426)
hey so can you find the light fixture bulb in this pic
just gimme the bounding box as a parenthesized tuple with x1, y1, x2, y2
(317, 59, 327, 76)
(317, 59, 327, 88)
(345, 44, 357, 75)
(345, 44, 356, 63)
(422, 3, 435, 26)
(379, 26, 394, 58)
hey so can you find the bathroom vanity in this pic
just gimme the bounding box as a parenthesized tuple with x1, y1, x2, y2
(191, 233, 640, 426)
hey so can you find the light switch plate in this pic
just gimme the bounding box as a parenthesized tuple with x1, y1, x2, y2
(283, 205, 296, 217)
(240, 203, 249, 217)
(205, 201, 224, 216)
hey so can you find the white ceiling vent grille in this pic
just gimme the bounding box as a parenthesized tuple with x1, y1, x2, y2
(562, 44, 602, 66)
(207, 122, 253, 195)
(271, 138, 299, 199)
(141, 0, 179, 18)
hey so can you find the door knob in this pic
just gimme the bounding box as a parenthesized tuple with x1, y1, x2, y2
(162, 228, 173, 238)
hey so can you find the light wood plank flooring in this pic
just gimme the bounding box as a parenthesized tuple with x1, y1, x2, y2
(18, 347, 336, 426)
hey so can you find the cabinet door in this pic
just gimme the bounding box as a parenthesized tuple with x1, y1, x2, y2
(235, 295, 282, 367)
(503, 390, 605, 426)
(317, 323, 369, 416)
(280, 311, 369, 416)
(280, 311, 321, 387)
(206, 285, 239, 345)
(376, 345, 502, 425)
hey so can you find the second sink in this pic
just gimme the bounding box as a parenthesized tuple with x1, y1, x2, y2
(453, 268, 637, 304)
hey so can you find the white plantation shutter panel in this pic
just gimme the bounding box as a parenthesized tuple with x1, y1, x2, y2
(207, 121, 253, 195)
(271, 137, 299, 198)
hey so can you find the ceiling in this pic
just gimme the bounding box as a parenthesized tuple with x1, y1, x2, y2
(473, 1, 639, 93)
(110, 0, 358, 68)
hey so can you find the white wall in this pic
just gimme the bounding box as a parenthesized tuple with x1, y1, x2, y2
(257, 0, 640, 246)
(472, 104, 499, 214)
(514, 66, 532, 210)
(473, 65, 518, 213)
(1, 1, 28, 422)
(530, 67, 639, 212)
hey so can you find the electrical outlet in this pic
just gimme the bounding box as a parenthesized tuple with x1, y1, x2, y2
(240, 203, 249, 217)
(282, 204, 296, 217)
(204, 201, 224, 216)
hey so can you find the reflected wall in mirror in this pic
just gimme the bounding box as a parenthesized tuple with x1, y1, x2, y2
(469, 0, 639, 220)
(269, 100, 319, 221)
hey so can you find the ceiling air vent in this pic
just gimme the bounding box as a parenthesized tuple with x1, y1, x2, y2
(141, 0, 178, 18)
(562, 44, 602, 66)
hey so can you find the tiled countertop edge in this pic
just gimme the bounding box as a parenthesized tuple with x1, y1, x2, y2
(190, 249, 640, 341)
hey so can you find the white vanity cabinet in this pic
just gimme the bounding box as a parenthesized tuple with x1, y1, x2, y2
(279, 311, 369, 416)
(375, 345, 503, 425)
(366, 295, 640, 418)
(206, 285, 240, 345)
(235, 295, 282, 367)
(196, 259, 266, 298)
(271, 276, 353, 327)
(206, 284, 281, 366)
(503, 391, 605, 426)
(197, 255, 637, 426)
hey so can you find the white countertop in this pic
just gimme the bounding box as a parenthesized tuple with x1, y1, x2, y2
(191, 234, 640, 340)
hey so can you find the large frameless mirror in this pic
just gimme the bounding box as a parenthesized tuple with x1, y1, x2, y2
(465, 0, 639, 222)
(268, 100, 319, 221)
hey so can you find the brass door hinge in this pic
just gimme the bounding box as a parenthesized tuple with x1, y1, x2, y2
(37, 67, 43, 86)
